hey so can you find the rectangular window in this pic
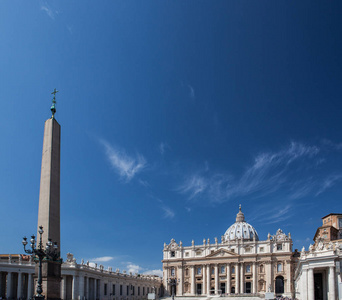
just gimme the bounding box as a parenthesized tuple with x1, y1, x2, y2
(171, 251, 175, 257)
(143, 287, 145, 295)
(245, 247, 251, 253)
(120, 285, 122, 296)
(277, 244, 282, 251)
(127, 286, 129, 296)
(185, 252, 189, 257)
(171, 268, 175, 276)
(197, 267, 201, 275)
(138, 287, 140, 296)
(231, 249, 235, 253)
(339, 218, 342, 229)
(211, 268, 215, 275)
(277, 263, 282, 272)
(231, 267, 235, 274)
(104, 284, 107, 296)
(147, 287, 149, 294)
(221, 266, 225, 274)
(246, 265, 251, 273)
(259, 247, 264, 252)
(113, 284, 115, 295)
(132, 286, 135, 296)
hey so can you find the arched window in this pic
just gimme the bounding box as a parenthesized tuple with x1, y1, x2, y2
(260, 264, 264, 273)
(275, 276, 284, 294)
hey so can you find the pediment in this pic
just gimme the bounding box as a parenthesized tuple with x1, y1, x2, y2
(206, 248, 238, 258)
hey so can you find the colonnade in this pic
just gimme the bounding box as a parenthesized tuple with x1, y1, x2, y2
(61, 274, 161, 300)
(300, 266, 336, 300)
(0, 271, 34, 300)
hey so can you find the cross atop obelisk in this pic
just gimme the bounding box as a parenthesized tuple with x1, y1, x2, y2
(50, 88, 58, 118)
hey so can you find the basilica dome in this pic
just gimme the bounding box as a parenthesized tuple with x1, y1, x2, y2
(223, 206, 259, 241)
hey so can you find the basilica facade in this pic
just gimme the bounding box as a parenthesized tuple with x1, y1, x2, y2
(162, 206, 295, 298)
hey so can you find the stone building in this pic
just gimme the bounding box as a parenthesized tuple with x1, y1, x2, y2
(294, 213, 342, 300)
(162, 206, 295, 298)
(0, 253, 162, 300)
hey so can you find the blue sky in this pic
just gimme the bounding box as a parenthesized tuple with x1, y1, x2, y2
(1, 1, 342, 276)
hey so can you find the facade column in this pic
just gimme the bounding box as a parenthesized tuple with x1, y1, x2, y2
(240, 263, 244, 294)
(266, 262, 272, 292)
(328, 266, 336, 300)
(226, 263, 231, 295)
(308, 268, 314, 300)
(191, 266, 195, 295)
(285, 260, 291, 294)
(79, 276, 85, 300)
(214, 264, 219, 295)
(202, 265, 206, 295)
(206, 265, 210, 295)
(163, 269, 168, 295)
(17, 272, 22, 299)
(252, 262, 257, 294)
(72, 275, 78, 300)
(177, 266, 183, 296)
(235, 264, 239, 295)
(6, 272, 12, 299)
(27, 273, 33, 300)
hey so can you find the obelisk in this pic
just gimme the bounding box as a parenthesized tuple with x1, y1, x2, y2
(36, 89, 61, 300)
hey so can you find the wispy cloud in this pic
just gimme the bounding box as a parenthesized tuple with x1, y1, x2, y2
(158, 142, 169, 155)
(177, 142, 341, 203)
(162, 206, 175, 219)
(89, 256, 115, 263)
(187, 84, 195, 100)
(100, 139, 147, 181)
(40, 2, 57, 20)
(143, 269, 163, 277)
(127, 263, 141, 274)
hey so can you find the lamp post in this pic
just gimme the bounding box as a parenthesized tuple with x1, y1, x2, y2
(22, 225, 60, 300)
(167, 278, 179, 300)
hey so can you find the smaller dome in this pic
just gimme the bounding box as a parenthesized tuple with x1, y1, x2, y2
(223, 205, 259, 241)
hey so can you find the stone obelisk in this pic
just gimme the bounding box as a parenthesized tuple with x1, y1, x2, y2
(36, 89, 61, 300)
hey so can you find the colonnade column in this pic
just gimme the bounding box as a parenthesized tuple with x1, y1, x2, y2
(214, 264, 219, 295)
(235, 264, 239, 294)
(86, 277, 89, 300)
(226, 263, 230, 294)
(307, 268, 314, 300)
(79, 276, 85, 300)
(202, 265, 206, 295)
(191, 266, 195, 295)
(17, 272, 22, 299)
(163, 269, 168, 295)
(240, 263, 244, 294)
(328, 266, 336, 300)
(301, 269, 308, 300)
(62, 276, 67, 300)
(6, 272, 12, 299)
(72, 275, 78, 300)
(206, 265, 210, 295)
(94, 279, 97, 300)
(28, 273, 33, 299)
(252, 263, 257, 294)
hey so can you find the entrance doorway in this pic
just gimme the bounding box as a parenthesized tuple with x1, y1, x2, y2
(220, 283, 226, 294)
(231, 286, 235, 294)
(245, 282, 251, 293)
(314, 273, 323, 300)
(196, 283, 202, 295)
(275, 276, 284, 294)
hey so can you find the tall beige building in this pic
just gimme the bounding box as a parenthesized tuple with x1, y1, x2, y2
(162, 207, 295, 298)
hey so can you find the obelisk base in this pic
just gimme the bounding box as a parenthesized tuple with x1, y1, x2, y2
(35, 261, 62, 300)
